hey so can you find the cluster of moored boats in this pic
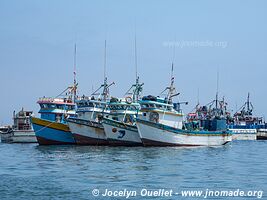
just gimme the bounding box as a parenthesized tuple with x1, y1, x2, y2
(1, 69, 266, 146)
(1, 43, 267, 146)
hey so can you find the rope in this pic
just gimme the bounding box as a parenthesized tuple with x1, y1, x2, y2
(34, 121, 57, 134)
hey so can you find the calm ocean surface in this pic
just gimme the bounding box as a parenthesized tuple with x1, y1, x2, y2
(0, 141, 266, 200)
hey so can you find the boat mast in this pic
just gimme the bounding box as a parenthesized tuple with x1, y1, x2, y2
(160, 46, 179, 103)
(73, 43, 77, 101)
(132, 33, 143, 102)
(247, 92, 250, 112)
(55, 44, 78, 100)
(166, 62, 176, 103)
(197, 88, 200, 106)
(102, 40, 109, 101)
(135, 31, 138, 84)
(124, 32, 143, 102)
(91, 40, 114, 101)
(215, 70, 219, 109)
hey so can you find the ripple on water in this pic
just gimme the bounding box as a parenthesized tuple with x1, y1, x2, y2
(0, 141, 266, 200)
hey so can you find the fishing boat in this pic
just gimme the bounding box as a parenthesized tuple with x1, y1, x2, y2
(256, 123, 267, 140)
(11, 109, 36, 143)
(136, 66, 232, 146)
(67, 40, 114, 145)
(31, 45, 78, 145)
(67, 78, 113, 145)
(0, 126, 13, 143)
(0, 109, 36, 143)
(228, 93, 263, 140)
(31, 88, 77, 145)
(102, 77, 143, 146)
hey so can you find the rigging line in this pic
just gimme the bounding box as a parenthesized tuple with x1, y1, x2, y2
(34, 121, 57, 133)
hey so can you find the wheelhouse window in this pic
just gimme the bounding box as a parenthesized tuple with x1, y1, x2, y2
(56, 105, 62, 109)
(112, 116, 119, 121)
(128, 106, 135, 111)
(156, 104, 162, 109)
(66, 105, 73, 110)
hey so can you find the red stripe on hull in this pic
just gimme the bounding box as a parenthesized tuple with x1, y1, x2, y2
(257, 136, 267, 140)
(141, 138, 230, 147)
(108, 139, 143, 147)
(36, 136, 75, 145)
(141, 138, 201, 147)
(73, 133, 109, 145)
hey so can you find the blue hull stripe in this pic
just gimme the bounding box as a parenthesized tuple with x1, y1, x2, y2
(33, 124, 75, 144)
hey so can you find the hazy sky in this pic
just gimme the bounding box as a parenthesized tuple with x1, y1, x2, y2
(0, 0, 266, 124)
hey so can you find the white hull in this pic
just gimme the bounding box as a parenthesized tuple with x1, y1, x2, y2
(12, 130, 37, 143)
(257, 129, 267, 140)
(0, 132, 13, 143)
(230, 129, 257, 140)
(232, 134, 256, 140)
(137, 120, 232, 146)
(1, 130, 36, 143)
(67, 118, 108, 145)
(103, 119, 142, 146)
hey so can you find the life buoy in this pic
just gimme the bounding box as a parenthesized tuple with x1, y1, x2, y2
(149, 112, 159, 123)
(125, 96, 133, 104)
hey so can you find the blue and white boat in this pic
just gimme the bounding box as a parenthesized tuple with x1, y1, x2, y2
(102, 76, 143, 146)
(67, 40, 116, 145)
(31, 86, 77, 145)
(31, 45, 78, 145)
(67, 77, 114, 145)
(136, 68, 232, 146)
(256, 123, 267, 140)
(229, 93, 264, 140)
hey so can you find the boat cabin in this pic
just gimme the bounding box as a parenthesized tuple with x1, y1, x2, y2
(139, 95, 184, 129)
(13, 108, 33, 131)
(106, 97, 141, 123)
(37, 97, 75, 123)
(75, 96, 109, 121)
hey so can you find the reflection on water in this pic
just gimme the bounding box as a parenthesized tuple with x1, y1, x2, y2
(0, 141, 266, 199)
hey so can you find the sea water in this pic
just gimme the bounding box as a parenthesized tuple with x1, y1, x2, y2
(0, 141, 266, 200)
